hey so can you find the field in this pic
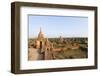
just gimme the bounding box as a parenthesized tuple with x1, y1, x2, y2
(28, 37, 88, 60)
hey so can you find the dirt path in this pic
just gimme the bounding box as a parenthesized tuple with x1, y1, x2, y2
(28, 48, 41, 60)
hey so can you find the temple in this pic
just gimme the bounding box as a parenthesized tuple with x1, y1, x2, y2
(28, 27, 88, 60)
(33, 27, 53, 60)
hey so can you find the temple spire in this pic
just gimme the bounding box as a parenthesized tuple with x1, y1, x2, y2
(38, 27, 44, 40)
(40, 27, 42, 33)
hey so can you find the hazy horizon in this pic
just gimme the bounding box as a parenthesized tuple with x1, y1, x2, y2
(29, 37, 88, 39)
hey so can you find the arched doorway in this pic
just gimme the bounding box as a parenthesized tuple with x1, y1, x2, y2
(40, 41, 42, 49)
(39, 41, 45, 60)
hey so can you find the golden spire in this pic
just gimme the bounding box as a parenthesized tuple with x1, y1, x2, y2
(40, 27, 42, 33)
(38, 27, 44, 40)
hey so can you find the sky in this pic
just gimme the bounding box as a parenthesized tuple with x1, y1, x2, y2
(28, 15, 88, 38)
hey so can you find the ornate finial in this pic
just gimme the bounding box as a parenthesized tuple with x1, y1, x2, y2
(40, 27, 42, 33)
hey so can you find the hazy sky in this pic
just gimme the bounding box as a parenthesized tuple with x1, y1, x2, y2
(28, 15, 88, 38)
